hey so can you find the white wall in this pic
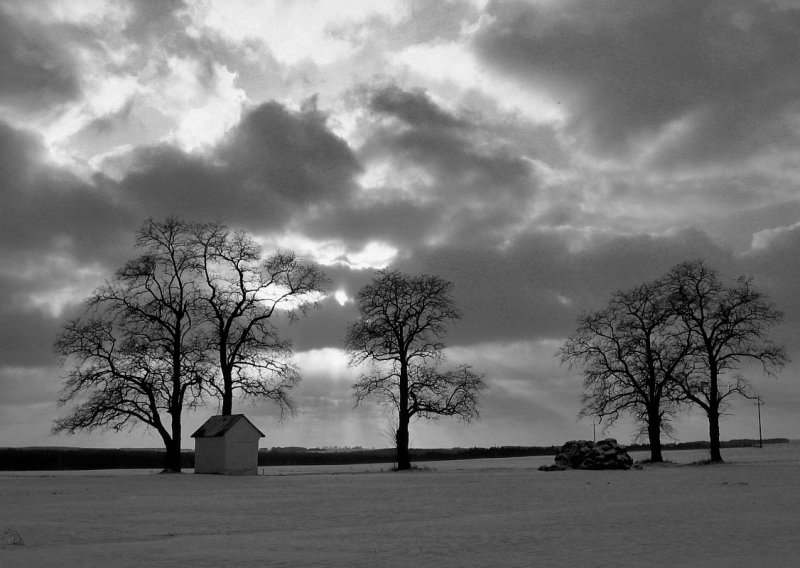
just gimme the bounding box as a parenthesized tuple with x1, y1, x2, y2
(195, 419, 262, 475)
(195, 437, 226, 474)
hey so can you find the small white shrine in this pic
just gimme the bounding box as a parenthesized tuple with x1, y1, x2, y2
(191, 414, 264, 475)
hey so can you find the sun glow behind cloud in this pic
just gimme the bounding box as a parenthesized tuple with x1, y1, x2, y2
(166, 61, 246, 152)
(190, 0, 407, 65)
(333, 289, 350, 306)
(0, 15, 248, 176)
(393, 41, 566, 125)
(18, 258, 108, 318)
(264, 233, 398, 270)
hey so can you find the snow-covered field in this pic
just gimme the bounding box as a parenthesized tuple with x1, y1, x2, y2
(2, 444, 799, 567)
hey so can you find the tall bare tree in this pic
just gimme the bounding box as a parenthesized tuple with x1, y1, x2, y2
(346, 269, 485, 470)
(559, 279, 690, 462)
(193, 222, 328, 416)
(665, 259, 787, 462)
(54, 219, 211, 472)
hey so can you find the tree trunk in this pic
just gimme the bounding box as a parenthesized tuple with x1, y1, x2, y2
(221, 368, 233, 416)
(164, 397, 183, 472)
(707, 367, 723, 463)
(396, 358, 411, 470)
(647, 409, 664, 463)
(708, 408, 723, 462)
(220, 344, 233, 415)
(164, 326, 184, 473)
(396, 418, 411, 471)
(163, 436, 183, 473)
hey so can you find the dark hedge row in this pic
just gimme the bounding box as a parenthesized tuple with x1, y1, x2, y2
(0, 447, 195, 471)
(0, 439, 786, 471)
(0, 445, 554, 471)
(261, 445, 559, 467)
(625, 438, 789, 452)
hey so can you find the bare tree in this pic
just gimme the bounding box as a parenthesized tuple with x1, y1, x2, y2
(193, 221, 329, 416)
(665, 259, 787, 462)
(54, 219, 211, 472)
(559, 279, 691, 462)
(346, 269, 485, 470)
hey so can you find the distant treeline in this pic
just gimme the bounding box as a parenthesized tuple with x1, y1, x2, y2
(626, 438, 790, 452)
(262, 445, 557, 466)
(0, 447, 195, 471)
(0, 439, 789, 471)
(0, 445, 554, 471)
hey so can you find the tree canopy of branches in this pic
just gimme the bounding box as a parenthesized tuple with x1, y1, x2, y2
(560, 258, 787, 464)
(559, 279, 691, 462)
(193, 221, 329, 415)
(54, 218, 327, 468)
(665, 259, 787, 462)
(54, 219, 211, 472)
(345, 269, 485, 470)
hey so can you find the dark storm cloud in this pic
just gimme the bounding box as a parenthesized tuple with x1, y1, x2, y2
(0, 100, 360, 374)
(744, 225, 800, 332)
(113, 0, 282, 100)
(0, 99, 361, 401)
(0, 365, 61, 407)
(0, 5, 81, 111)
(120, 0, 188, 44)
(219, 102, 360, 205)
(0, 121, 134, 371)
(117, 0, 240, 82)
(119, 101, 361, 229)
(0, 303, 61, 368)
(367, 84, 467, 129)
(362, 84, 532, 202)
(283, 83, 559, 263)
(0, 121, 133, 262)
(391, 226, 728, 346)
(339, 83, 539, 247)
(0, 95, 361, 284)
(302, 199, 445, 247)
(291, 222, 736, 353)
(475, 0, 800, 165)
(287, 82, 746, 351)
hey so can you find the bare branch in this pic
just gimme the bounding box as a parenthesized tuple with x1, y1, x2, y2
(345, 269, 483, 470)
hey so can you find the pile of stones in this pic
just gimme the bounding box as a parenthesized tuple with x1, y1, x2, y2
(539, 439, 633, 471)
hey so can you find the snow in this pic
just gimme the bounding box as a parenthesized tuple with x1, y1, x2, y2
(2, 444, 799, 567)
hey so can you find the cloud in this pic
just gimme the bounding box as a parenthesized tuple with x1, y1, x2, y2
(474, 0, 800, 166)
(0, 306, 62, 368)
(367, 83, 469, 129)
(0, 4, 82, 112)
(0, 121, 133, 377)
(191, 0, 408, 65)
(0, 93, 365, 374)
(751, 221, 800, 252)
(0, 120, 134, 269)
(116, 100, 361, 229)
(219, 101, 361, 205)
(360, 84, 534, 200)
(335, 83, 543, 249)
(744, 222, 800, 335)
(382, 226, 729, 347)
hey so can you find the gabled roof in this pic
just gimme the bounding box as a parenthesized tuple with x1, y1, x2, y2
(191, 414, 265, 438)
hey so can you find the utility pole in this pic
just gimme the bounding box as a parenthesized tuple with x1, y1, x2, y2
(755, 396, 764, 449)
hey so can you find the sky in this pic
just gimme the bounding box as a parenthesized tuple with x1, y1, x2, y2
(1, 0, 799, 451)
